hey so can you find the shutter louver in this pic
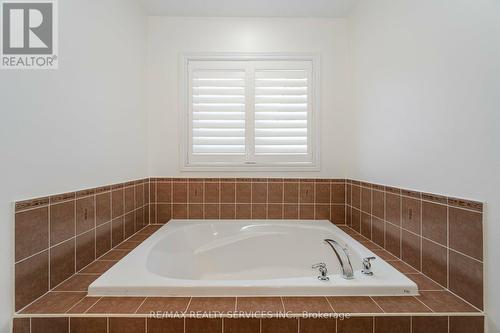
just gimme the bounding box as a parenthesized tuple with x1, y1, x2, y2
(191, 70, 246, 155)
(254, 70, 309, 155)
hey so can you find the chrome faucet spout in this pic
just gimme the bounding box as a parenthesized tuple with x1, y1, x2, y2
(323, 239, 354, 280)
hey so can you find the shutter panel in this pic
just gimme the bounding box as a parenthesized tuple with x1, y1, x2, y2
(191, 70, 246, 156)
(254, 69, 309, 155)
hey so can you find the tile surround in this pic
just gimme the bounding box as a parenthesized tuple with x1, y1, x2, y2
(14, 177, 485, 333)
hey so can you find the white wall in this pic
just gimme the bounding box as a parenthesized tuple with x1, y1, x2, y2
(146, 17, 353, 178)
(349, 0, 500, 331)
(0, 0, 148, 331)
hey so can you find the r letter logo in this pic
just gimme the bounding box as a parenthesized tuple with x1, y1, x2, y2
(1, 0, 58, 69)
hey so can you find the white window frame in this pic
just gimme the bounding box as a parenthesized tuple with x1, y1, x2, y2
(179, 53, 321, 172)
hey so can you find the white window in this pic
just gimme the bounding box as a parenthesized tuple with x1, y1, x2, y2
(180, 54, 319, 171)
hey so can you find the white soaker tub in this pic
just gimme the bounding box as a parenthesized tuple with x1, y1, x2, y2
(88, 220, 418, 297)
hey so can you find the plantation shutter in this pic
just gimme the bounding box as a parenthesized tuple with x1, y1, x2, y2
(186, 58, 315, 167)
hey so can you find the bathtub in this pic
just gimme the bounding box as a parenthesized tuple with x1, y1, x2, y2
(88, 220, 418, 297)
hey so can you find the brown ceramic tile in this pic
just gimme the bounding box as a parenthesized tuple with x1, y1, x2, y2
(54, 274, 98, 291)
(31, 317, 68, 333)
(95, 192, 111, 226)
(351, 185, 361, 209)
(50, 239, 75, 288)
(221, 182, 236, 203)
(422, 239, 447, 287)
(124, 212, 135, 238)
(314, 183, 330, 203)
(417, 291, 477, 312)
(138, 224, 162, 235)
(331, 183, 345, 204)
(251, 204, 267, 218)
(12, 318, 30, 333)
(237, 297, 284, 313)
(75, 196, 95, 235)
(315, 205, 330, 220)
(385, 222, 401, 258)
(374, 317, 410, 333)
(75, 230, 95, 271)
(173, 204, 188, 219)
(372, 249, 398, 261)
(262, 318, 298, 333)
(87, 297, 146, 314)
(147, 318, 184, 333)
(189, 182, 204, 203)
(219, 204, 235, 219)
(100, 249, 129, 261)
(372, 296, 431, 313)
(22, 292, 86, 314)
(385, 193, 401, 226)
(422, 201, 447, 246)
(136, 297, 190, 313)
(136, 184, 145, 208)
(66, 296, 101, 314)
(205, 182, 220, 203)
(331, 205, 345, 224)
(328, 296, 382, 313)
(282, 297, 333, 313)
(448, 250, 483, 309)
(252, 182, 267, 203)
(448, 197, 483, 212)
(337, 317, 373, 333)
(187, 297, 235, 314)
(389, 260, 419, 274)
(402, 230, 421, 271)
(115, 240, 140, 250)
(299, 318, 335, 333)
(50, 201, 75, 245)
(449, 208, 483, 260)
(405, 273, 444, 291)
(109, 318, 145, 333)
(236, 204, 251, 219)
(372, 190, 385, 219)
(111, 189, 124, 218)
(128, 233, 150, 242)
(95, 222, 111, 258)
(15, 250, 49, 311)
(299, 182, 314, 203)
(189, 204, 204, 219)
(125, 186, 135, 213)
(111, 216, 124, 247)
(173, 182, 188, 203)
(268, 182, 283, 203)
(402, 197, 421, 234)
(284, 204, 298, 219)
(449, 316, 484, 333)
(411, 316, 448, 333)
(157, 203, 171, 223)
(15, 207, 49, 261)
(16, 197, 49, 212)
(157, 182, 172, 203)
(268, 204, 283, 219)
(361, 187, 372, 213)
(186, 318, 222, 333)
(299, 204, 314, 219)
(204, 204, 220, 219)
(236, 183, 251, 203)
(351, 208, 361, 232)
(360, 213, 371, 239)
(70, 317, 107, 333)
(284, 183, 299, 203)
(371, 217, 385, 247)
(224, 318, 260, 333)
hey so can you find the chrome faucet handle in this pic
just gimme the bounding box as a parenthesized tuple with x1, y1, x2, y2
(312, 263, 326, 269)
(312, 263, 329, 281)
(362, 257, 376, 276)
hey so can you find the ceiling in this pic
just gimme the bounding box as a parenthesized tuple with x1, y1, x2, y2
(143, 0, 360, 18)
